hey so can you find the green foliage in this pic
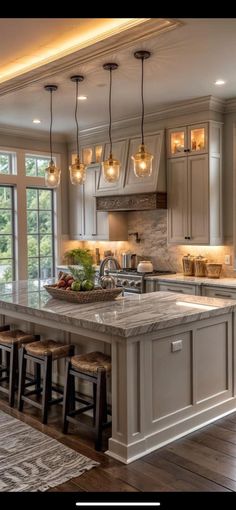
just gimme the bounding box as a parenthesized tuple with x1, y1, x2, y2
(68, 249, 95, 283)
(65, 248, 93, 266)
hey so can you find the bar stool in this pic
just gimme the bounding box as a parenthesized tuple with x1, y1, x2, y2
(63, 351, 111, 451)
(0, 326, 39, 407)
(18, 339, 74, 424)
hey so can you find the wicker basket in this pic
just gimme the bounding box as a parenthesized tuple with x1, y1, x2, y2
(44, 284, 122, 303)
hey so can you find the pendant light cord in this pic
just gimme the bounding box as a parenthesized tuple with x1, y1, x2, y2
(109, 67, 112, 155)
(141, 56, 144, 146)
(49, 89, 53, 164)
(75, 79, 80, 157)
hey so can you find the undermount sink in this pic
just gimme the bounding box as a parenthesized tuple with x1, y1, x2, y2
(176, 301, 217, 311)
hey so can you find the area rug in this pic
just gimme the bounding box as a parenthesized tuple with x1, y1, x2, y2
(0, 410, 99, 492)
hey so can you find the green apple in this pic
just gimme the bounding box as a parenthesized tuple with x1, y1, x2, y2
(71, 281, 81, 291)
(81, 280, 94, 291)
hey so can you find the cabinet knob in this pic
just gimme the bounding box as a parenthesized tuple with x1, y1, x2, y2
(184, 148, 190, 152)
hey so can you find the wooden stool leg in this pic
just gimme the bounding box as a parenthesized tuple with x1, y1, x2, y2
(35, 363, 41, 394)
(9, 344, 18, 407)
(18, 347, 27, 412)
(95, 369, 106, 451)
(63, 359, 73, 434)
(93, 383, 97, 425)
(42, 355, 52, 424)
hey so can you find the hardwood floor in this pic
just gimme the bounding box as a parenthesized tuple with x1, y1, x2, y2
(1, 396, 236, 492)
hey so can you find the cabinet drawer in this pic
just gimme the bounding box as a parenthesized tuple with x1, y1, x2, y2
(158, 283, 197, 295)
(202, 286, 236, 300)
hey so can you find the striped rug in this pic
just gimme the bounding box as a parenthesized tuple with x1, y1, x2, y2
(0, 410, 99, 492)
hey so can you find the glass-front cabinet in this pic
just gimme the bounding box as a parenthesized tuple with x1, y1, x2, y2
(82, 144, 104, 166)
(168, 123, 208, 157)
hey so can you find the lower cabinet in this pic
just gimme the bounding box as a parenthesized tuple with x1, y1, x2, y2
(201, 285, 236, 300)
(145, 280, 200, 295)
(145, 280, 236, 300)
(69, 166, 128, 241)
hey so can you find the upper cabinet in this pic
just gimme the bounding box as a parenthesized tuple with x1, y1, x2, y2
(95, 130, 165, 196)
(167, 121, 222, 245)
(168, 123, 208, 158)
(96, 139, 128, 195)
(69, 163, 128, 241)
(81, 143, 104, 166)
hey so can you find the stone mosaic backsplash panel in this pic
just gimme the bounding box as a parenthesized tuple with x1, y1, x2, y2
(62, 210, 234, 277)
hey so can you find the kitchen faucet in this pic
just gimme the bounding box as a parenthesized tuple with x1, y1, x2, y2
(99, 256, 120, 277)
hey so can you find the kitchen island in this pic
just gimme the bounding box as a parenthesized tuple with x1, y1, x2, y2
(0, 279, 236, 464)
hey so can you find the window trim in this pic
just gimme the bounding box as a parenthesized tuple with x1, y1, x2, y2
(0, 184, 16, 282)
(0, 146, 61, 281)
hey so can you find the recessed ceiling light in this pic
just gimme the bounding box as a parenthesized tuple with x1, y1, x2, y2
(214, 79, 226, 86)
(33, 119, 41, 124)
(78, 95, 87, 101)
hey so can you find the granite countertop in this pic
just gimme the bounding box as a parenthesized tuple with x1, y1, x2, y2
(145, 273, 236, 287)
(0, 280, 235, 339)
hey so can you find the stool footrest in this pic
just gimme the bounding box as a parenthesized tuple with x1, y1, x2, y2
(68, 403, 94, 417)
(21, 396, 42, 409)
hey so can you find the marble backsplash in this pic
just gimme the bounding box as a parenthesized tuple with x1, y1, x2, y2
(62, 210, 235, 277)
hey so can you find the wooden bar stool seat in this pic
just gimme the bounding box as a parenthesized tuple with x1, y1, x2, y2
(0, 326, 39, 407)
(18, 339, 74, 424)
(63, 351, 111, 451)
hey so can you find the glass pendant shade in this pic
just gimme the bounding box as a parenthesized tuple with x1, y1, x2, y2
(132, 144, 153, 178)
(132, 50, 153, 178)
(69, 75, 86, 185)
(44, 84, 60, 188)
(69, 156, 86, 185)
(45, 160, 61, 188)
(102, 63, 120, 183)
(102, 153, 120, 183)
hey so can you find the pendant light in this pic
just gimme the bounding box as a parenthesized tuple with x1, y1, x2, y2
(44, 85, 61, 188)
(132, 50, 153, 178)
(102, 63, 120, 183)
(69, 75, 87, 185)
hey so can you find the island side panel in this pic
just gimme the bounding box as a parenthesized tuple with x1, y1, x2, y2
(108, 312, 236, 464)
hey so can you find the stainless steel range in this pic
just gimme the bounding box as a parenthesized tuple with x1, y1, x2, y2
(108, 269, 176, 294)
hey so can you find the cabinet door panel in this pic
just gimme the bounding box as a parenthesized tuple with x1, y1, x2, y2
(167, 127, 187, 158)
(158, 283, 197, 295)
(188, 123, 208, 155)
(96, 139, 128, 195)
(167, 158, 188, 243)
(202, 286, 236, 300)
(188, 154, 209, 243)
(124, 132, 164, 193)
(69, 183, 83, 239)
(84, 168, 96, 236)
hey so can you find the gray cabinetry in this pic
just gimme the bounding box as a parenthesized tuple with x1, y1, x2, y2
(69, 164, 127, 241)
(167, 121, 222, 245)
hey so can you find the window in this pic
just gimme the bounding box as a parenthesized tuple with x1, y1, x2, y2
(0, 151, 16, 175)
(26, 188, 55, 279)
(25, 155, 51, 177)
(0, 186, 15, 282)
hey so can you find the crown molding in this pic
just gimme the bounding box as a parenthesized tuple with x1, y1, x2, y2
(67, 95, 226, 143)
(0, 124, 67, 144)
(0, 18, 181, 97)
(225, 98, 236, 113)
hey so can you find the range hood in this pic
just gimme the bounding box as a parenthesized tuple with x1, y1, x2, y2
(96, 192, 167, 212)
